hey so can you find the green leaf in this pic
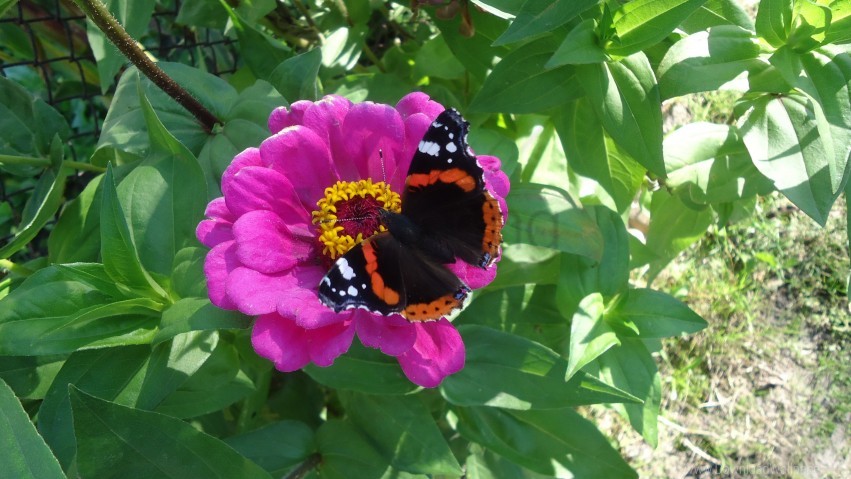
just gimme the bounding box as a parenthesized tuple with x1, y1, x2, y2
(100, 164, 168, 298)
(679, 0, 755, 32)
(0, 75, 70, 160)
(0, 1, 19, 18)
(304, 340, 419, 395)
(593, 339, 662, 447)
(546, 18, 609, 67)
(635, 189, 713, 281)
(755, 0, 793, 47)
(269, 49, 322, 101)
(503, 183, 603, 260)
(225, 421, 316, 477)
(787, 0, 832, 52)
(135, 331, 220, 411)
(0, 141, 67, 259)
(825, 0, 851, 44)
(316, 419, 422, 479)
(0, 378, 66, 479)
(565, 293, 620, 381)
(0, 266, 161, 356)
(70, 387, 272, 479)
(665, 122, 774, 204)
(437, 7, 511, 81)
(464, 445, 552, 479)
(607, 0, 709, 57)
(469, 38, 580, 114)
(441, 325, 641, 409)
(221, 5, 291, 81)
(39, 346, 153, 468)
(414, 35, 465, 79)
(154, 338, 254, 418)
(454, 406, 638, 478)
(86, 0, 155, 92)
(487, 244, 562, 289)
(769, 47, 851, 196)
(554, 99, 645, 212)
(0, 355, 64, 400)
(170, 247, 207, 299)
(576, 52, 665, 176)
(606, 288, 707, 338)
(736, 92, 840, 225)
(115, 85, 207, 277)
(98, 63, 235, 156)
(48, 174, 104, 264)
(495, 0, 600, 45)
(342, 392, 462, 476)
(657, 25, 763, 99)
(556, 206, 630, 319)
(154, 298, 250, 345)
(198, 81, 283, 198)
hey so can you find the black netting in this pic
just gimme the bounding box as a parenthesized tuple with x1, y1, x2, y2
(0, 0, 240, 258)
(0, 0, 239, 160)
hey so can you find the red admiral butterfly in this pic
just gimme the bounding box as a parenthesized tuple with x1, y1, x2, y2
(318, 109, 504, 321)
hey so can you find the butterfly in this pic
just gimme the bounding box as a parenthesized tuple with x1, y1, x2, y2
(318, 108, 504, 321)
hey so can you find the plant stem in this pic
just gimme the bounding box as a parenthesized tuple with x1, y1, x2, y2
(0, 154, 106, 173)
(72, 0, 220, 132)
(284, 454, 321, 479)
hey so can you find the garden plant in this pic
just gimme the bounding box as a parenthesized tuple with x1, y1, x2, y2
(0, 0, 849, 477)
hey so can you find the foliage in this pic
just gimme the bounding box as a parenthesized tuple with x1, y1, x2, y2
(0, 0, 849, 477)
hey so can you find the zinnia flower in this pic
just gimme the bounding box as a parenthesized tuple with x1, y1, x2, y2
(195, 92, 509, 387)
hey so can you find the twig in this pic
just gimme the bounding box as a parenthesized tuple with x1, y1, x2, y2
(658, 416, 719, 438)
(0, 153, 106, 173)
(72, 0, 221, 132)
(681, 437, 722, 466)
(283, 454, 321, 479)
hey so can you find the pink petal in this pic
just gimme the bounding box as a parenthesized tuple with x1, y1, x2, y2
(275, 266, 348, 329)
(196, 199, 234, 247)
(268, 100, 311, 134)
(306, 318, 356, 367)
(204, 241, 240, 310)
(341, 102, 406, 186)
(221, 148, 262, 194)
(395, 92, 445, 121)
(232, 210, 312, 274)
(355, 311, 417, 356)
(226, 266, 298, 315)
(302, 96, 359, 182)
(252, 314, 355, 371)
(397, 319, 465, 388)
(222, 166, 311, 226)
(260, 126, 340, 209)
(446, 260, 498, 290)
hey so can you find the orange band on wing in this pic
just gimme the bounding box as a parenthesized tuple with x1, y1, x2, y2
(407, 168, 476, 193)
(482, 192, 503, 263)
(362, 239, 400, 306)
(403, 295, 463, 322)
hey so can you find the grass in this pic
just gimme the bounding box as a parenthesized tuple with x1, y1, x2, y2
(613, 194, 851, 477)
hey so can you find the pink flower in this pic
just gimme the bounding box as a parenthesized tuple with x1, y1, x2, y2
(196, 93, 509, 388)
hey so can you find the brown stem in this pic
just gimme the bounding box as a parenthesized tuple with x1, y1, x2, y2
(72, 0, 221, 132)
(283, 454, 321, 479)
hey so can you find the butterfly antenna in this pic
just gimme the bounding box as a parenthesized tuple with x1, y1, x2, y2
(379, 148, 387, 183)
(317, 215, 378, 225)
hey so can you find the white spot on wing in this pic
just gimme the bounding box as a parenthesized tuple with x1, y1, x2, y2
(448, 133, 454, 139)
(321, 277, 331, 286)
(418, 140, 440, 156)
(339, 289, 346, 296)
(446, 142, 457, 153)
(347, 285, 358, 296)
(361, 283, 367, 289)
(337, 258, 355, 280)
(432, 121, 443, 128)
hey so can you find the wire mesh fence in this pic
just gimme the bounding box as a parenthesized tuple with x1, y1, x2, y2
(0, 0, 241, 258)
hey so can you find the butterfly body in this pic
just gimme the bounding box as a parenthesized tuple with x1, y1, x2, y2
(318, 109, 504, 321)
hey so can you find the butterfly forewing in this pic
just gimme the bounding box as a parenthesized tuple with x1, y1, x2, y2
(403, 109, 503, 268)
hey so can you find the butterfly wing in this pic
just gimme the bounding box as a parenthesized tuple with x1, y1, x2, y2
(403, 109, 503, 268)
(318, 232, 470, 321)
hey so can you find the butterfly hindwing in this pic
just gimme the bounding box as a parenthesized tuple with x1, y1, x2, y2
(318, 233, 470, 321)
(403, 109, 503, 268)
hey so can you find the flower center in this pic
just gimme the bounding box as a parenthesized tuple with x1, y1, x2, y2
(311, 179, 401, 260)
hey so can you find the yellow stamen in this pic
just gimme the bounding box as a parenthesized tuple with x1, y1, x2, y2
(312, 179, 401, 259)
